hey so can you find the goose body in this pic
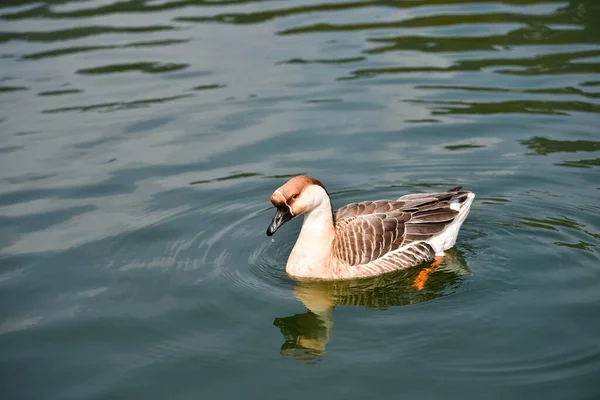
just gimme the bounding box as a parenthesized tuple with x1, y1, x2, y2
(267, 176, 475, 281)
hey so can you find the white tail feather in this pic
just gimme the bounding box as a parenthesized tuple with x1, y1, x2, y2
(426, 192, 475, 256)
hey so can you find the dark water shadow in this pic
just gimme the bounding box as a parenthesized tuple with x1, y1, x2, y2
(273, 248, 470, 363)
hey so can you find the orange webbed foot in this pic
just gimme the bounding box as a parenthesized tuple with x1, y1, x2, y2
(413, 256, 445, 290)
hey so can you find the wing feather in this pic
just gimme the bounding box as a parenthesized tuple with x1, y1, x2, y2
(333, 187, 472, 266)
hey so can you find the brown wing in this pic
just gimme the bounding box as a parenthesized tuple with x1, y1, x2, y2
(333, 202, 410, 265)
(333, 187, 471, 266)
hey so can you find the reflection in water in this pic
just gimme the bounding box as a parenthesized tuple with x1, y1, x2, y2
(77, 62, 189, 75)
(519, 214, 599, 250)
(21, 39, 191, 61)
(273, 249, 470, 362)
(42, 94, 194, 114)
(520, 137, 600, 169)
(408, 99, 600, 116)
(1, 25, 177, 43)
(3, 0, 596, 121)
(273, 310, 333, 363)
(415, 85, 600, 100)
(556, 158, 600, 168)
(520, 137, 600, 155)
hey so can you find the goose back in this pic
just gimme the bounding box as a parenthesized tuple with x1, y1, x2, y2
(332, 187, 471, 267)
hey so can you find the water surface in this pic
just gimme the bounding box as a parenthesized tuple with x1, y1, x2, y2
(1, 0, 599, 399)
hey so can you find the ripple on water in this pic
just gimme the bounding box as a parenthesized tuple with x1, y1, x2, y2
(1, 0, 599, 397)
(442, 345, 600, 384)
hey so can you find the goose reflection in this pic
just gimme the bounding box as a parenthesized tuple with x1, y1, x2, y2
(273, 248, 470, 362)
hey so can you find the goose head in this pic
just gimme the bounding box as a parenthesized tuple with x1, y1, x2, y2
(266, 176, 330, 236)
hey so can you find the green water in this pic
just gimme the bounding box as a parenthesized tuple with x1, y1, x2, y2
(1, 0, 599, 398)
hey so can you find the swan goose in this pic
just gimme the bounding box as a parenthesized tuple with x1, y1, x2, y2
(267, 176, 474, 281)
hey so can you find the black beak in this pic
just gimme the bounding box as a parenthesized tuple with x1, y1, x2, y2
(267, 207, 293, 236)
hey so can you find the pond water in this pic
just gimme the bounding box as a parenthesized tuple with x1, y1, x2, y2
(1, 0, 599, 399)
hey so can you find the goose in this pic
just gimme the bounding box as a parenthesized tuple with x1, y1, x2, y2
(266, 175, 475, 281)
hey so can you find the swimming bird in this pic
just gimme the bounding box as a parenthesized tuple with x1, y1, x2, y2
(267, 176, 474, 281)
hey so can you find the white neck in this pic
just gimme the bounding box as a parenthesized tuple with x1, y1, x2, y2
(300, 200, 334, 235)
(286, 187, 335, 279)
